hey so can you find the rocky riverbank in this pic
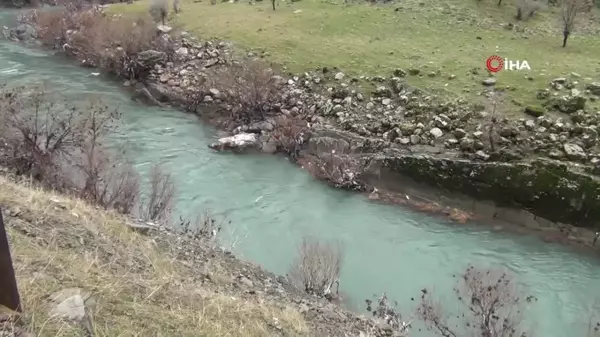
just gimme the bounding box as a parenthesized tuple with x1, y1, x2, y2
(6, 6, 600, 245)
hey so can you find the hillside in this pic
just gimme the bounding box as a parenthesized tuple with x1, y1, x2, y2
(0, 174, 384, 336)
(112, 0, 600, 113)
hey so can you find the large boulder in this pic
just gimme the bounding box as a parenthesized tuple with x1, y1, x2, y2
(7, 23, 38, 41)
(208, 133, 259, 152)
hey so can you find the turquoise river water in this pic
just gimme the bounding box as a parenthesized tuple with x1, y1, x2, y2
(1, 10, 600, 336)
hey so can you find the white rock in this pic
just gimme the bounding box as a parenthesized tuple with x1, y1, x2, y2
(429, 127, 443, 139)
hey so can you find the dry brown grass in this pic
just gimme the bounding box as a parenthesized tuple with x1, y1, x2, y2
(0, 176, 309, 337)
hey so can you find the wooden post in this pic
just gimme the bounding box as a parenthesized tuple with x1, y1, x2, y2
(0, 208, 21, 312)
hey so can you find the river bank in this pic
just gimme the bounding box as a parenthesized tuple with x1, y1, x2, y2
(5, 5, 600, 251)
(0, 173, 399, 337)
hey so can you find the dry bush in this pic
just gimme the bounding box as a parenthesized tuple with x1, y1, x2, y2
(270, 116, 310, 159)
(561, 0, 588, 47)
(202, 60, 282, 124)
(149, 0, 169, 25)
(0, 86, 89, 188)
(365, 293, 411, 335)
(516, 0, 545, 20)
(288, 236, 344, 299)
(297, 152, 367, 191)
(139, 164, 176, 224)
(178, 209, 231, 243)
(417, 265, 532, 337)
(30, 8, 161, 79)
(0, 86, 142, 215)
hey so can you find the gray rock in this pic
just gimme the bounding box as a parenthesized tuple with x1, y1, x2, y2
(460, 138, 474, 151)
(524, 119, 535, 130)
(409, 134, 421, 145)
(175, 47, 189, 55)
(209, 88, 221, 97)
(429, 127, 443, 139)
(382, 98, 392, 106)
(586, 82, 600, 96)
(203, 95, 213, 102)
(209, 133, 259, 152)
(9, 23, 37, 41)
(398, 137, 410, 145)
(563, 143, 587, 160)
(334, 72, 345, 80)
(475, 150, 490, 160)
(453, 128, 466, 139)
(482, 78, 497, 86)
(49, 288, 93, 322)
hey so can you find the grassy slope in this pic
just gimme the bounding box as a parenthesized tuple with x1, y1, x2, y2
(0, 176, 307, 337)
(113, 0, 600, 113)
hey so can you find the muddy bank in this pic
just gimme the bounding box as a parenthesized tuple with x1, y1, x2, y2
(7, 7, 600, 241)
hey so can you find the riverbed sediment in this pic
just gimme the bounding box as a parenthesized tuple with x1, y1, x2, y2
(6, 5, 600, 251)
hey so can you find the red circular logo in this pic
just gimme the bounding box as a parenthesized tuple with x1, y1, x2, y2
(486, 55, 503, 73)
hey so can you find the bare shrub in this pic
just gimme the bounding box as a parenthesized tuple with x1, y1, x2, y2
(561, 0, 587, 47)
(365, 293, 411, 335)
(178, 209, 230, 242)
(0, 86, 144, 214)
(417, 265, 532, 337)
(297, 151, 366, 191)
(202, 60, 282, 124)
(139, 164, 176, 224)
(516, 0, 545, 20)
(0, 86, 88, 188)
(288, 236, 344, 299)
(30, 8, 160, 79)
(270, 116, 310, 159)
(149, 0, 169, 25)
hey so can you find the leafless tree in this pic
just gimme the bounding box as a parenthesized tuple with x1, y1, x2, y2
(269, 116, 309, 160)
(366, 293, 411, 335)
(139, 164, 176, 224)
(516, 0, 544, 20)
(561, 0, 586, 47)
(0, 86, 88, 186)
(417, 265, 532, 337)
(149, 0, 169, 25)
(288, 236, 344, 299)
(172, 0, 181, 13)
(201, 60, 281, 124)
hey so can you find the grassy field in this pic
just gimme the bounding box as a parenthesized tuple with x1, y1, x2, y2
(112, 0, 600, 111)
(0, 176, 308, 336)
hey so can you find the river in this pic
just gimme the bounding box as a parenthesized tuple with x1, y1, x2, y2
(2, 10, 600, 337)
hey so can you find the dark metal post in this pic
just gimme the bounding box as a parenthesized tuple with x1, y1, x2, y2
(0, 208, 21, 312)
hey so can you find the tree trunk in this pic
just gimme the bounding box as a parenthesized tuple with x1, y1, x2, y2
(562, 30, 569, 47)
(497, 0, 502, 5)
(516, 8, 522, 20)
(272, 0, 275, 10)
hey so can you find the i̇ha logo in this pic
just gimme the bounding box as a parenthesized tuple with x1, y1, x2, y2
(486, 55, 531, 72)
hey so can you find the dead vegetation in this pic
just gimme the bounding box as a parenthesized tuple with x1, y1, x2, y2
(27, 7, 164, 79)
(416, 265, 533, 337)
(0, 176, 309, 337)
(0, 86, 174, 223)
(288, 236, 344, 300)
(192, 60, 283, 124)
(297, 151, 367, 191)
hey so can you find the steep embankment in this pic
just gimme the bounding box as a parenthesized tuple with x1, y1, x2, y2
(0, 175, 387, 336)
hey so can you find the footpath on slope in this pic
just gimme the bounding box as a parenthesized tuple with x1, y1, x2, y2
(4, 5, 600, 251)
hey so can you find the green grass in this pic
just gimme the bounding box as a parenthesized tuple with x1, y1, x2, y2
(112, 0, 600, 113)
